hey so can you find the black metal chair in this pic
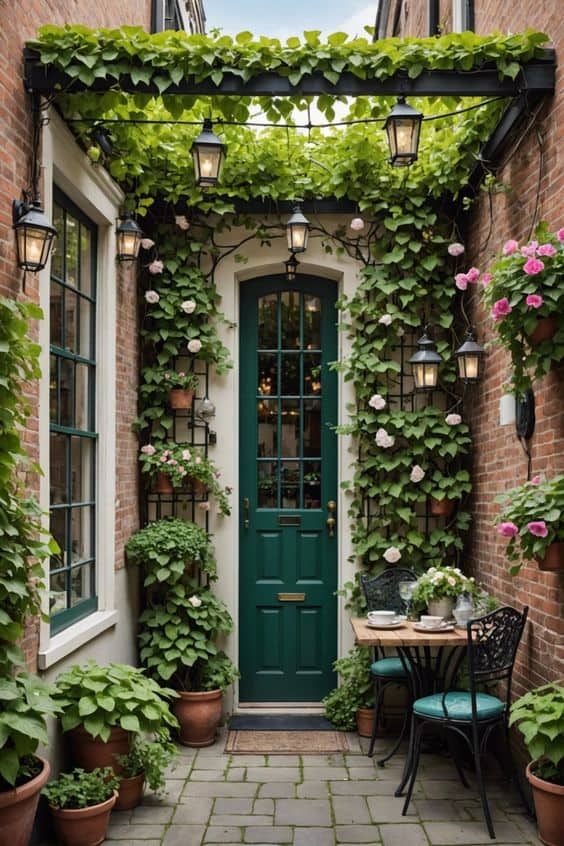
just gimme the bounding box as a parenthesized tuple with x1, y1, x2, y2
(401, 605, 529, 839)
(360, 568, 417, 763)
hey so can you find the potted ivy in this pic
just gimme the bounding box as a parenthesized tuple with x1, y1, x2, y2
(495, 475, 564, 574)
(479, 224, 564, 396)
(410, 565, 476, 619)
(53, 661, 178, 771)
(113, 734, 177, 810)
(126, 518, 239, 747)
(509, 682, 564, 846)
(322, 646, 374, 735)
(43, 767, 119, 846)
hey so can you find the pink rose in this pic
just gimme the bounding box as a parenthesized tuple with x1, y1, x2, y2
(448, 242, 465, 257)
(445, 413, 462, 426)
(523, 258, 544, 275)
(496, 521, 519, 538)
(526, 294, 544, 309)
(557, 229, 564, 242)
(527, 521, 548, 537)
(141, 444, 156, 455)
(148, 259, 164, 274)
(491, 298, 512, 322)
(502, 240, 519, 256)
(537, 243, 556, 257)
(521, 241, 539, 258)
(455, 273, 468, 291)
(480, 273, 492, 286)
(466, 267, 480, 283)
(530, 475, 541, 485)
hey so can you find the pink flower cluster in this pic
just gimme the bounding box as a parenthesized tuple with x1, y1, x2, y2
(496, 519, 548, 539)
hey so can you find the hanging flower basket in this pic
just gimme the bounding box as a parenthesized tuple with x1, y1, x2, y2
(528, 316, 559, 346)
(430, 498, 456, 518)
(153, 472, 174, 494)
(536, 541, 564, 572)
(168, 388, 195, 410)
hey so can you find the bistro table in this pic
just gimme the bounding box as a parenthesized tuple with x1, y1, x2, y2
(351, 617, 468, 795)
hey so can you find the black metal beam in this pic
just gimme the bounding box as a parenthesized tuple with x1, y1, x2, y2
(23, 47, 555, 100)
(152, 197, 358, 218)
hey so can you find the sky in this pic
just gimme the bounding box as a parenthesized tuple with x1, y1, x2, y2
(202, 1, 379, 41)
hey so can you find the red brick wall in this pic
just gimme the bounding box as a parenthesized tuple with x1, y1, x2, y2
(1, 1, 147, 669)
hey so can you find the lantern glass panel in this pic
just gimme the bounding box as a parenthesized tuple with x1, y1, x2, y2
(193, 146, 223, 185)
(457, 353, 480, 381)
(287, 223, 308, 253)
(413, 362, 439, 390)
(117, 229, 140, 260)
(16, 225, 54, 271)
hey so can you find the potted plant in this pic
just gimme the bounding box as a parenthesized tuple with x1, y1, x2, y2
(322, 646, 374, 735)
(162, 369, 199, 410)
(479, 224, 564, 396)
(410, 565, 476, 619)
(53, 661, 178, 771)
(495, 475, 564, 575)
(126, 517, 238, 747)
(509, 682, 564, 846)
(425, 468, 471, 517)
(43, 767, 120, 846)
(113, 733, 177, 810)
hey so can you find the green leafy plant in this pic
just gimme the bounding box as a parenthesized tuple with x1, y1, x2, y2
(322, 646, 373, 731)
(43, 767, 120, 809)
(509, 683, 564, 785)
(495, 475, 564, 575)
(479, 224, 564, 396)
(114, 735, 177, 795)
(125, 518, 216, 584)
(410, 565, 476, 608)
(53, 661, 178, 741)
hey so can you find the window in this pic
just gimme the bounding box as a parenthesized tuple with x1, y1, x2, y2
(152, 0, 204, 33)
(452, 0, 474, 32)
(49, 189, 98, 634)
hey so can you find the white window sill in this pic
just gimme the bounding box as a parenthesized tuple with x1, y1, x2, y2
(38, 610, 118, 670)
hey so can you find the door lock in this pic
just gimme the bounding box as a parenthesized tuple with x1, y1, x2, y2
(243, 497, 250, 529)
(326, 500, 337, 537)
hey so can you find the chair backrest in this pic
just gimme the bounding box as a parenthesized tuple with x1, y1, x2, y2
(360, 568, 417, 613)
(467, 605, 528, 695)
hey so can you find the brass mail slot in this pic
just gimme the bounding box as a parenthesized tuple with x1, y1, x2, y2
(277, 593, 306, 602)
(278, 515, 301, 526)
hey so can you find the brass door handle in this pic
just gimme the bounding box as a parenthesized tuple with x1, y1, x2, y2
(326, 501, 337, 537)
(243, 497, 250, 529)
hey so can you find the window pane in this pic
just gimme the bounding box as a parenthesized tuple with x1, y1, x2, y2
(281, 353, 300, 395)
(304, 295, 321, 349)
(257, 353, 277, 396)
(71, 562, 94, 606)
(51, 204, 64, 279)
(50, 433, 68, 504)
(65, 214, 79, 288)
(70, 505, 94, 562)
(64, 288, 78, 353)
(50, 508, 67, 568)
(50, 280, 63, 347)
(258, 460, 278, 508)
(304, 460, 321, 509)
(49, 569, 68, 615)
(257, 400, 277, 457)
(257, 293, 277, 349)
(281, 399, 299, 456)
(281, 460, 299, 509)
(49, 356, 58, 423)
(303, 353, 322, 395)
(80, 226, 93, 296)
(71, 437, 94, 502)
(304, 399, 321, 457)
(75, 363, 92, 431)
(60, 358, 74, 427)
(281, 291, 300, 349)
(79, 299, 93, 359)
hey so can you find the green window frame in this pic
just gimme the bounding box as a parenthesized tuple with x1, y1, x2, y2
(49, 188, 98, 634)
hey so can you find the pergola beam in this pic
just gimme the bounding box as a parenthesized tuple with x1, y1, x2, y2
(23, 48, 555, 100)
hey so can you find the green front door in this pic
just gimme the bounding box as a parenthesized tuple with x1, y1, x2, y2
(239, 275, 338, 702)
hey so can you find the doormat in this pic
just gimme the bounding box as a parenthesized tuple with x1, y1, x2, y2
(225, 729, 349, 754)
(228, 714, 334, 731)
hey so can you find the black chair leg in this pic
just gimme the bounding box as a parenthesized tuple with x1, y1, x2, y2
(395, 711, 416, 797)
(471, 724, 496, 839)
(367, 677, 384, 758)
(402, 718, 424, 815)
(378, 686, 410, 767)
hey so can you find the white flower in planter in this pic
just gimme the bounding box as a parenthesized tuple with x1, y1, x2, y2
(383, 546, 401, 564)
(181, 299, 197, 314)
(187, 339, 202, 354)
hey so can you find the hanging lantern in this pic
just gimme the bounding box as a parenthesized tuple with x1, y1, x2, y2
(286, 205, 310, 253)
(285, 255, 299, 281)
(409, 329, 443, 391)
(455, 329, 485, 383)
(116, 217, 143, 262)
(12, 200, 57, 272)
(385, 97, 423, 167)
(191, 119, 226, 187)
(198, 397, 216, 423)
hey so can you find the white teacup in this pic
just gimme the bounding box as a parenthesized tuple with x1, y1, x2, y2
(419, 615, 444, 628)
(368, 610, 397, 626)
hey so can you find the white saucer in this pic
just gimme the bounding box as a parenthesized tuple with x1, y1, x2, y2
(413, 622, 455, 633)
(367, 620, 405, 629)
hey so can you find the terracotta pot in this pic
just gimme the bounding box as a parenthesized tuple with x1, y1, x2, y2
(169, 388, 194, 410)
(153, 472, 174, 495)
(430, 498, 456, 518)
(189, 477, 208, 498)
(69, 726, 131, 773)
(528, 316, 559, 346)
(173, 689, 222, 747)
(356, 707, 375, 738)
(537, 541, 564, 572)
(526, 761, 564, 846)
(49, 790, 117, 846)
(0, 756, 50, 846)
(115, 772, 145, 811)
(427, 597, 456, 619)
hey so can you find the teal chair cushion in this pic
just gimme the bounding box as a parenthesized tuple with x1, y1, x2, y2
(370, 657, 408, 678)
(413, 691, 504, 721)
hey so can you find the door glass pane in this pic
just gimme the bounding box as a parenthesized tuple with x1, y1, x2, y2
(304, 399, 321, 457)
(65, 214, 79, 288)
(258, 353, 277, 396)
(50, 433, 67, 504)
(304, 295, 321, 349)
(50, 280, 63, 347)
(51, 204, 64, 279)
(75, 363, 91, 431)
(303, 353, 322, 395)
(281, 291, 300, 349)
(304, 460, 321, 509)
(258, 460, 278, 508)
(60, 359, 74, 427)
(70, 505, 93, 562)
(257, 399, 277, 457)
(64, 288, 78, 353)
(71, 562, 93, 605)
(71, 437, 93, 502)
(281, 353, 300, 395)
(281, 460, 299, 509)
(80, 226, 92, 296)
(258, 293, 278, 349)
(49, 356, 58, 423)
(281, 399, 299, 456)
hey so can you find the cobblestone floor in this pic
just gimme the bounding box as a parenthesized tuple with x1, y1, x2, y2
(42, 729, 542, 846)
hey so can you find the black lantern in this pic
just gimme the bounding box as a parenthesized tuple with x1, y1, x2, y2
(12, 199, 57, 272)
(116, 217, 143, 262)
(191, 119, 226, 187)
(285, 255, 299, 281)
(385, 97, 423, 167)
(455, 329, 485, 383)
(409, 329, 443, 391)
(286, 205, 310, 254)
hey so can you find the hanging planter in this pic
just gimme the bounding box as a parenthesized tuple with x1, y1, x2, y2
(536, 541, 564, 572)
(153, 472, 174, 495)
(528, 316, 559, 346)
(430, 498, 456, 518)
(168, 387, 195, 410)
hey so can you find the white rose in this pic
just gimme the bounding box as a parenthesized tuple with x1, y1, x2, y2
(349, 217, 365, 231)
(181, 299, 197, 314)
(410, 465, 425, 483)
(140, 238, 155, 250)
(447, 576, 457, 586)
(368, 393, 386, 410)
(175, 215, 190, 231)
(188, 595, 202, 607)
(383, 546, 401, 564)
(378, 314, 393, 326)
(447, 242, 465, 257)
(144, 290, 160, 304)
(445, 413, 462, 426)
(188, 339, 202, 354)
(181, 449, 192, 461)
